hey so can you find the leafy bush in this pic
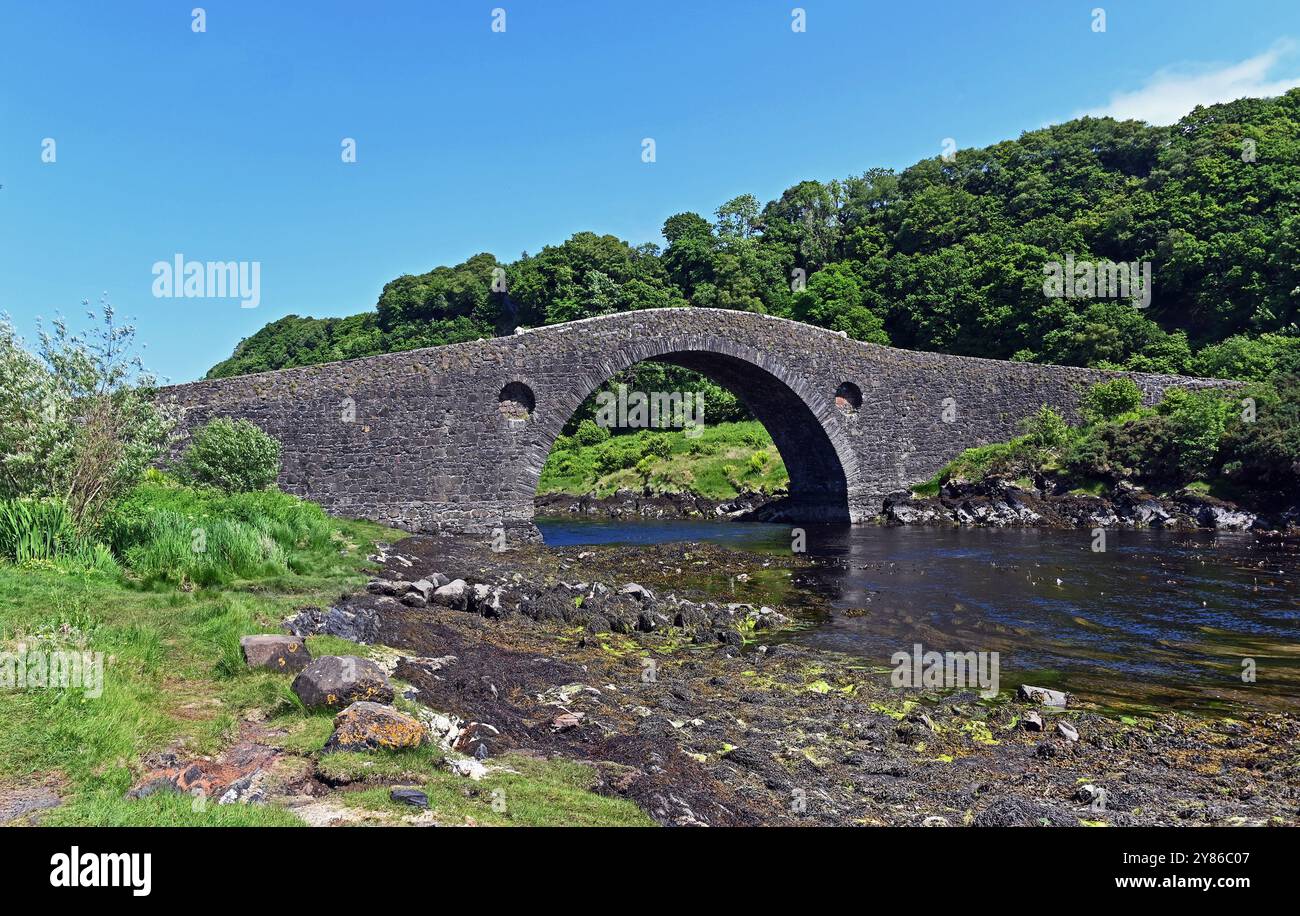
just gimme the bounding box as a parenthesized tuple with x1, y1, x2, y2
(1079, 378, 1144, 425)
(1218, 371, 1300, 496)
(592, 437, 642, 475)
(0, 304, 174, 527)
(926, 439, 1033, 488)
(1021, 406, 1073, 451)
(178, 419, 281, 493)
(571, 420, 610, 447)
(1156, 388, 1234, 482)
(1063, 387, 1235, 487)
(642, 435, 673, 460)
(1193, 334, 1300, 382)
(1067, 416, 1173, 483)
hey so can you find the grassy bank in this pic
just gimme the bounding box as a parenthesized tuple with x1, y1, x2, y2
(538, 420, 790, 500)
(0, 477, 649, 826)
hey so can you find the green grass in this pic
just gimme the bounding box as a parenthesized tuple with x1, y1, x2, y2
(539, 420, 789, 500)
(0, 484, 653, 827)
(97, 473, 339, 587)
(325, 750, 654, 827)
(0, 498, 117, 572)
(0, 498, 391, 824)
(0, 513, 390, 806)
(42, 789, 308, 827)
(1065, 479, 1109, 497)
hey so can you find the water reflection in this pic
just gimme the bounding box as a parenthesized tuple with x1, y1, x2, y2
(536, 517, 1300, 713)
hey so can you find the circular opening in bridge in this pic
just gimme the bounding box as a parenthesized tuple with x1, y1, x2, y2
(498, 381, 535, 421)
(835, 381, 862, 412)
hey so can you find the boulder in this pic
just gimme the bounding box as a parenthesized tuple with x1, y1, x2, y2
(1075, 784, 1107, 808)
(323, 701, 427, 752)
(432, 579, 469, 610)
(291, 655, 394, 709)
(471, 583, 499, 614)
(748, 606, 790, 630)
(283, 602, 382, 644)
(1195, 505, 1256, 531)
(408, 579, 437, 602)
(551, 711, 584, 731)
(390, 787, 429, 809)
(240, 635, 311, 673)
(1017, 684, 1068, 707)
(1056, 721, 1079, 742)
(1131, 501, 1172, 527)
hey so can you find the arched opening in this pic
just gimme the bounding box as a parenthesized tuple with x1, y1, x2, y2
(498, 381, 535, 421)
(533, 350, 852, 524)
(835, 381, 863, 412)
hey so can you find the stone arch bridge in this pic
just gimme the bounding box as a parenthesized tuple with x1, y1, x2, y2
(162, 308, 1229, 537)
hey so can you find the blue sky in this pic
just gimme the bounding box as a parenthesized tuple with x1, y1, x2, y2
(2, 0, 1297, 381)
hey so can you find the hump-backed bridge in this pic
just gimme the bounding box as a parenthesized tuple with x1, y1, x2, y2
(163, 308, 1228, 537)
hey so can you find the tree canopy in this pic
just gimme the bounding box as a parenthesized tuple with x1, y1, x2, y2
(208, 89, 1300, 382)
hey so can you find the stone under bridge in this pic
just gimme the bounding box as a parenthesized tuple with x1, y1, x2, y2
(162, 308, 1230, 537)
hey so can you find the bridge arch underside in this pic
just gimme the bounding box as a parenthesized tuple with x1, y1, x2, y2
(528, 349, 857, 526)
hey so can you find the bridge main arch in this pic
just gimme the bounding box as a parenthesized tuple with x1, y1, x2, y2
(504, 335, 867, 526)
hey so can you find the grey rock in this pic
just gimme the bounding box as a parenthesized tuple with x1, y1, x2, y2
(620, 582, 653, 601)
(291, 655, 394, 709)
(283, 602, 381, 644)
(366, 579, 401, 596)
(433, 578, 469, 610)
(240, 634, 311, 673)
(408, 578, 437, 601)
(1018, 684, 1068, 707)
(390, 787, 429, 809)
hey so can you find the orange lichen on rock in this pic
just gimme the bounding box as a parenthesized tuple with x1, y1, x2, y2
(324, 701, 427, 752)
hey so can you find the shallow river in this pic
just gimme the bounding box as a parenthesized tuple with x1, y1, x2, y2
(537, 517, 1300, 714)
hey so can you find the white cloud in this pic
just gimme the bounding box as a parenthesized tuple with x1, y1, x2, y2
(1079, 41, 1300, 125)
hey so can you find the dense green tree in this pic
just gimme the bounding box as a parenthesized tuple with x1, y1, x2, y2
(790, 261, 888, 344)
(1219, 370, 1300, 496)
(208, 88, 1300, 398)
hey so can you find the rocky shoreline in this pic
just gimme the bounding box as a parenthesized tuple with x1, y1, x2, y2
(535, 489, 778, 522)
(215, 533, 1300, 827)
(881, 478, 1299, 533)
(539, 481, 1299, 535)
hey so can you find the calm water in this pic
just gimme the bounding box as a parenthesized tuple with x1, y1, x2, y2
(537, 517, 1300, 714)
